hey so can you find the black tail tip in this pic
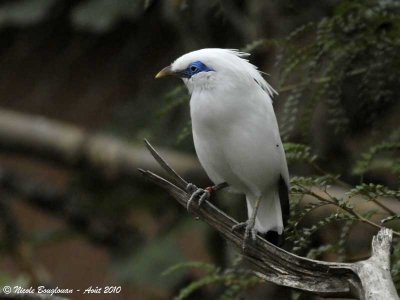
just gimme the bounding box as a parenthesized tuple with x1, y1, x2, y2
(260, 231, 284, 247)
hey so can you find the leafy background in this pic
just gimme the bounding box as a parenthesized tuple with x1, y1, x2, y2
(0, 0, 399, 299)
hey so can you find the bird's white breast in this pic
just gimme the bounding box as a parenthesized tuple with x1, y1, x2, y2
(190, 83, 285, 197)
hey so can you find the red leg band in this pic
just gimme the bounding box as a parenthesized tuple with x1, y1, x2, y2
(205, 186, 214, 194)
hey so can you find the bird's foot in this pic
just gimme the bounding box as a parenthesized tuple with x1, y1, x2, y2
(186, 183, 211, 211)
(231, 219, 258, 250)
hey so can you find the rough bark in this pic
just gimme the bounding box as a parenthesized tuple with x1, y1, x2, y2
(139, 141, 400, 300)
(351, 229, 398, 299)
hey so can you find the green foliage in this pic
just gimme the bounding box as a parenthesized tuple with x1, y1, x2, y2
(305, 220, 354, 261)
(275, 0, 400, 268)
(290, 212, 351, 255)
(353, 142, 400, 176)
(176, 121, 192, 145)
(156, 86, 192, 145)
(286, 176, 355, 255)
(284, 143, 318, 164)
(347, 183, 400, 200)
(290, 175, 338, 190)
(165, 259, 262, 300)
(278, 0, 400, 141)
(157, 86, 189, 117)
(114, 234, 186, 289)
(162, 261, 219, 277)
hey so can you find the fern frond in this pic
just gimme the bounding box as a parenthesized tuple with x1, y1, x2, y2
(284, 143, 318, 164)
(162, 261, 219, 276)
(347, 183, 400, 200)
(353, 142, 400, 175)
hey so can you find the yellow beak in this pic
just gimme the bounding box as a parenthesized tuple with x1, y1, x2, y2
(155, 65, 175, 79)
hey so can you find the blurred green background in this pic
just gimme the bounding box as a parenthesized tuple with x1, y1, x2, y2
(0, 1, 399, 299)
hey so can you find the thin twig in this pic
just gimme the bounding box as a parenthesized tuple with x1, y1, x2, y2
(144, 139, 188, 189)
(310, 162, 397, 215)
(306, 188, 400, 237)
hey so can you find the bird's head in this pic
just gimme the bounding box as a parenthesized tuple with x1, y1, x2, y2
(155, 49, 219, 93)
(155, 48, 277, 96)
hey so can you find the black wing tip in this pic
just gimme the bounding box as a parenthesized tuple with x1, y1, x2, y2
(260, 231, 285, 247)
(279, 175, 290, 227)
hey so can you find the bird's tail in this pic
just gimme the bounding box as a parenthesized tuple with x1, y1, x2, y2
(246, 190, 284, 235)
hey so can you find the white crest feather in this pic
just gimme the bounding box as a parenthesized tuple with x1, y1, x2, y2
(227, 49, 278, 97)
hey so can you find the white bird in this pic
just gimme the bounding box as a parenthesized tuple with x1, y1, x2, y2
(156, 48, 290, 247)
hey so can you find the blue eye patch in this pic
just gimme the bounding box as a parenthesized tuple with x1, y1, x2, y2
(179, 61, 214, 78)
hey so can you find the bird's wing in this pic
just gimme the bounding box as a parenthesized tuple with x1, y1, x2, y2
(278, 174, 290, 226)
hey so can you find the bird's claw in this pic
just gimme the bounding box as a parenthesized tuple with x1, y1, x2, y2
(186, 183, 211, 211)
(186, 183, 197, 194)
(232, 219, 258, 250)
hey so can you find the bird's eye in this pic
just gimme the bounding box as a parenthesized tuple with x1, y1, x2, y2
(182, 61, 213, 78)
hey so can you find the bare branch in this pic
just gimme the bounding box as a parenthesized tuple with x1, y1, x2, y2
(140, 141, 399, 300)
(0, 109, 202, 182)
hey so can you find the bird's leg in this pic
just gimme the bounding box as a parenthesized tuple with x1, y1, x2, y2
(206, 182, 229, 194)
(231, 196, 262, 250)
(186, 182, 228, 211)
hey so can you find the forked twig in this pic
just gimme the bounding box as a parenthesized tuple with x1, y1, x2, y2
(143, 139, 188, 189)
